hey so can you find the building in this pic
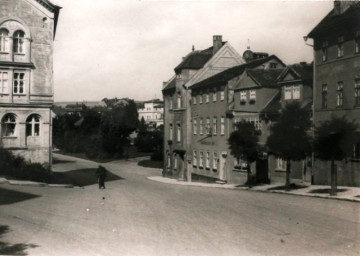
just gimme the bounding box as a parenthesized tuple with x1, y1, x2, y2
(0, 0, 61, 165)
(137, 99, 164, 127)
(307, 0, 360, 186)
(189, 53, 286, 184)
(162, 35, 244, 180)
(267, 62, 313, 184)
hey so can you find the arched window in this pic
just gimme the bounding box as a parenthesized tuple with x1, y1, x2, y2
(13, 30, 25, 54)
(1, 114, 16, 137)
(26, 114, 40, 137)
(0, 28, 10, 52)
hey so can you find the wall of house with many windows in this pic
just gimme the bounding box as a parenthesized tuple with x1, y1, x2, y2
(0, 0, 58, 165)
(312, 25, 360, 186)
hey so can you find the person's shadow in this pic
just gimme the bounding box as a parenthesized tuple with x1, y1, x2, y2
(0, 225, 38, 255)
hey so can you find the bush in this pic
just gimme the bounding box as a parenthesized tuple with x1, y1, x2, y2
(0, 149, 52, 183)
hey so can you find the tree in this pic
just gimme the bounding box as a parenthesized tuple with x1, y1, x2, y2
(228, 120, 259, 188)
(313, 116, 359, 196)
(266, 102, 312, 191)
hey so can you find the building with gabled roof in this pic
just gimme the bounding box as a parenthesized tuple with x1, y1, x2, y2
(162, 35, 244, 180)
(0, 0, 61, 166)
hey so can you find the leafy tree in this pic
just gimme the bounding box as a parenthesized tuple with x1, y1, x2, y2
(313, 116, 359, 196)
(266, 102, 312, 191)
(228, 120, 259, 188)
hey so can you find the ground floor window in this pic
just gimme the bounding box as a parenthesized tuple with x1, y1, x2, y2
(206, 152, 210, 169)
(193, 151, 197, 167)
(173, 153, 177, 171)
(234, 157, 247, 171)
(213, 152, 218, 171)
(26, 114, 40, 137)
(1, 113, 16, 137)
(353, 143, 360, 161)
(276, 157, 286, 171)
(199, 152, 204, 168)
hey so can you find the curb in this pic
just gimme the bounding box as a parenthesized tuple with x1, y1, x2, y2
(0, 178, 74, 188)
(148, 176, 360, 203)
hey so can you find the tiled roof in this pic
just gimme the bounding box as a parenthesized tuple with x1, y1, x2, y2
(162, 76, 176, 92)
(240, 69, 283, 89)
(278, 63, 313, 85)
(189, 55, 284, 90)
(308, 3, 360, 38)
(174, 43, 226, 72)
(261, 91, 281, 114)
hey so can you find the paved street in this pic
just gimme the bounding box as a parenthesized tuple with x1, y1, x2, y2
(0, 153, 359, 256)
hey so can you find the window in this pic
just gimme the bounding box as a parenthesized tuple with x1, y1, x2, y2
(355, 37, 360, 54)
(337, 81, 343, 107)
(276, 157, 286, 171)
(199, 152, 204, 168)
(173, 154, 177, 171)
(193, 151, 197, 166)
(246, 117, 262, 130)
(13, 72, 25, 94)
(249, 90, 256, 102)
(169, 98, 173, 110)
(213, 91, 217, 102)
(199, 93, 203, 104)
(177, 123, 181, 142)
(353, 143, 360, 161)
(193, 96, 197, 105)
(322, 84, 328, 109)
(240, 91, 247, 102)
(206, 93, 209, 103)
(206, 117, 210, 134)
(220, 117, 225, 135)
(1, 114, 16, 137)
(355, 79, 360, 106)
(234, 158, 247, 171)
(0, 71, 8, 94)
(193, 119, 197, 135)
(213, 117, 217, 135)
(177, 95, 182, 108)
(322, 41, 328, 62)
(213, 152, 218, 171)
(337, 36, 344, 58)
(206, 152, 210, 169)
(199, 118, 203, 134)
(169, 124, 173, 140)
(167, 152, 171, 168)
(220, 91, 224, 101)
(26, 114, 40, 136)
(270, 63, 277, 69)
(284, 85, 300, 100)
(13, 30, 25, 54)
(0, 28, 10, 52)
(176, 73, 181, 79)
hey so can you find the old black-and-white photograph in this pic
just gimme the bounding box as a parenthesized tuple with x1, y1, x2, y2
(0, 0, 359, 255)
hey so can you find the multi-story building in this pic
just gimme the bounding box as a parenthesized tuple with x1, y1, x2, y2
(307, 0, 360, 186)
(137, 99, 164, 127)
(0, 0, 61, 166)
(162, 35, 244, 180)
(267, 62, 313, 184)
(189, 53, 286, 184)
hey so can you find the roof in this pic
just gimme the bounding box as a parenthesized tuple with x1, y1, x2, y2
(143, 99, 163, 104)
(278, 63, 313, 84)
(260, 91, 281, 115)
(174, 43, 226, 73)
(189, 55, 284, 90)
(162, 76, 176, 92)
(308, 3, 360, 38)
(238, 69, 283, 89)
(35, 0, 62, 39)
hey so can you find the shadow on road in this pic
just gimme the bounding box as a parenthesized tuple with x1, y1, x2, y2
(308, 188, 348, 194)
(137, 160, 163, 169)
(0, 225, 38, 255)
(0, 188, 40, 206)
(267, 184, 309, 191)
(52, 168, 124, 187)
(52, 158, 76, 164)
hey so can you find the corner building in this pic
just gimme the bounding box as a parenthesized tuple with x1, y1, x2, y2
(0, 0, 61, 165)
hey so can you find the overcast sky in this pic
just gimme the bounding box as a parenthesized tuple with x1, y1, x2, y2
(52, 0, 333, 102)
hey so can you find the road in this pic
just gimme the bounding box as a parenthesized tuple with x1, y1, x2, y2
(0, 153, 359, 256)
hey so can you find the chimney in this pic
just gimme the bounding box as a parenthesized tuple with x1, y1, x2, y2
(213, 35, 222, 55)
(334, 0, 357, 15)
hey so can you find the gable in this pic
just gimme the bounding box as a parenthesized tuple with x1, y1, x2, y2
(283, 72, 296, 81)
(237, 72, 259, 90)
(185, 42, 244, 88)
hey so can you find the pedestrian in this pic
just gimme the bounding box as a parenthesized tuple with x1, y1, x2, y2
(96, 165, 107, 189)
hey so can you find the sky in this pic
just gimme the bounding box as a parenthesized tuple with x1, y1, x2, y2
(51, 0, 333, 102)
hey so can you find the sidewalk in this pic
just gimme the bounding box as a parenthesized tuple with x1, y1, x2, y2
(0, 177, 74, 188)
(147, 176, 360, 203)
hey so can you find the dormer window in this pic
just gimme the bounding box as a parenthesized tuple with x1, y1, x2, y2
(269, 63, 278, 69)
(0, 29, 10, 52)
(13, 30, 25, 54)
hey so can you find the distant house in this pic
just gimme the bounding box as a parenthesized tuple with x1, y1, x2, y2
(137, 99, 164, 127)
(0, 0, 61, 166)
(54, 101, 106, 114)
(307, 0, 360, 186)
